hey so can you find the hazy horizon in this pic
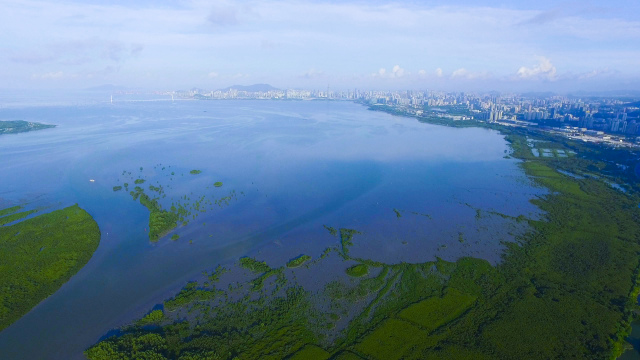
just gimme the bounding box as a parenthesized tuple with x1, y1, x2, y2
(2, 0, 639, 92)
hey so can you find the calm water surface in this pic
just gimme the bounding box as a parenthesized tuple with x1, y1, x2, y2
(0, 98, 543, 359)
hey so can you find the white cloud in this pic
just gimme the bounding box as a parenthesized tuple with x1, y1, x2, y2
(416, 68, 443, 79)
(2, 0, 639, 90)
(450, 68, 490, 80)
(373, 65, 406, 78)
(516, 56, 557, 80)
(392, 65, 405, 77)
(208, 72, 219, 78)
(577, 68, 613, 80)
(451, 68, 468, 78)
(300, 68, 325, 79)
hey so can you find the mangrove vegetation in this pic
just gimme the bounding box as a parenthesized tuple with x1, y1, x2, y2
(87, 119, 640, 359)
(0, 205, 100, 331)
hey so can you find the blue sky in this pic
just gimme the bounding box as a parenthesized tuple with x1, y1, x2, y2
(1, 0, 639, 92)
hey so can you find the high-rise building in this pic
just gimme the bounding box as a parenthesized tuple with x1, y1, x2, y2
(617, 112, 628, 122)
(611, 120, 620, 132)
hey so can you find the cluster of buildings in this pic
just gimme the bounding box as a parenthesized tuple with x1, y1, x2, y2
(167, 86, 640, 140)
(167, 87, 363, 100)
(362, 91, 640, 138)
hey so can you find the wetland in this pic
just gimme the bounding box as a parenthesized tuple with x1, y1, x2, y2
(2, 98, 637, 359)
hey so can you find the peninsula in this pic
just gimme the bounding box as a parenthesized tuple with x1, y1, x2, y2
(0, 120, 55, 135)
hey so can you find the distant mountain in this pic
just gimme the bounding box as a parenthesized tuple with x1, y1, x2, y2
(218, 84, 279, 92)
(84, 84, 129, 92)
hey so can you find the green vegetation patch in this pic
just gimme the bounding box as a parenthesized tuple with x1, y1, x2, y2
(398, 289, 476, 332)
(136, 310, 164, 326)
(331, 351, 365, 360)
(0, 120, 55, 135)
(346, 264, 369, 277)
(127, 187, 178, 241)
(148, 210, 178, 241)
(87, 287, 316, 360)
(339, 228, 361, 256)
(112, 186, 122, 192)
(164, 282, 221, 311)
(0, 209, 37, 226)
(251, 268, 283, 291)
(523, 161, 584, 197)
(85, 333, 168, 360)
(288, 344, 330, 360)
(170, 234, 179, 241)
(287, 254, 311, 268)
(239, 256, 271, 273)
(138, 193, 179, 242)
(354, 318, 434, 360)
(393, 208, 402, 218)
(0, 205, 22, 217)
(0, 205, 100, 331)
(116, 166, 243, 242)
(323, 225, 338, 236)
(189, 170, 202, 175)
(214, 181, 223, 187)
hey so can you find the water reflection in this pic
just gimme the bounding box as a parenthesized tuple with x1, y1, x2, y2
(0, 99, 544, 359)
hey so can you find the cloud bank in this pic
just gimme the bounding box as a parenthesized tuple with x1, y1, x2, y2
(0, 0, 638, 91)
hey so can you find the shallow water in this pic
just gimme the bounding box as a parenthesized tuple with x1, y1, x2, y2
(620, 321, 640, 360)
(0, 98, 544, 359)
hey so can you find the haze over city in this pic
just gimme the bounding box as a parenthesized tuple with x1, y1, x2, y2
(2, 0, 640, 92)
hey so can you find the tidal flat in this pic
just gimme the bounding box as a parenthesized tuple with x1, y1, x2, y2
(0, 99, 553, 359)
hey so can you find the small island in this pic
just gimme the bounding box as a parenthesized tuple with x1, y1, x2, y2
(0, 120, 56, 135)
(346, 264, 369, 277)
(286, 254, 311, 268)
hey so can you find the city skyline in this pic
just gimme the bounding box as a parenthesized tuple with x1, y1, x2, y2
(2, 0, 640, 92)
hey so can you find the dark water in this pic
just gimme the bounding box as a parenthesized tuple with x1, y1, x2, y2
(0, 98, 543, 359)
(621, 321, 640, 360)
